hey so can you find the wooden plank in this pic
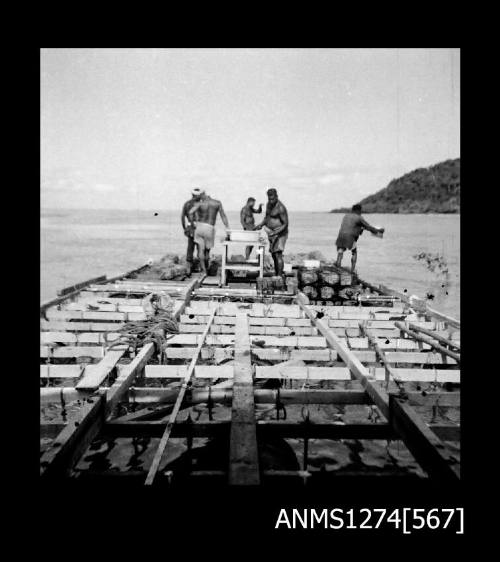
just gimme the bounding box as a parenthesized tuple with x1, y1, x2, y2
(40, 320, 126, 332)
(167, 334, 235, 346)
(41, 331, 121, 345)
(384, 352, 457, 365)
(390, 395, 460, 482)
(40, 365, 85, 379)
(178, 323, 318, 336)
(57, 275, 107, 296)
(392, 369, 460, 383)
(46, 310, 131, 321)
(250, 335, 326, 348)
(40, 346, 105, 359)
(165, 347, 234, 361)
(347, 337, 426, 351)
(229, 313, 260, 485)
(328, 319, 436, 329)
(41, 332, 78, 344)
(76, 348, 127, 390)
(145, 365, 234, 379)
(78, 293, 146, 304)
(40, 394, 105, 478)
(145, 309, 216, 486)
(256, 366, 352, 380)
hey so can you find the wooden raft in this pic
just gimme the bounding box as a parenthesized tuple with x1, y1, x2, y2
(40, 269, 460, 486)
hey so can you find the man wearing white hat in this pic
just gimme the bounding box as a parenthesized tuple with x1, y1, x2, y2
(181, 188, 203, 275)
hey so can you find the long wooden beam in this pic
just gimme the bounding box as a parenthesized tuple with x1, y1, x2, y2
(105, 343, 156, 416)
(145, 309, 216, 486)
(102, 420, 459, 441)
(229, 313, 260, 485)
(40, 394, 105, 478)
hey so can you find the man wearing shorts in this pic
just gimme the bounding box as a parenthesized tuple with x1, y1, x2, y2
(335, 204, 384, 273)
(254, 188, 288, 278)
(188, 191, 230, 275)
(240, 196, 262, 260)
(181, 188, 203, 274)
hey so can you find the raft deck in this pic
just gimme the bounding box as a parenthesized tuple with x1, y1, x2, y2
(40, 262, 460, 486)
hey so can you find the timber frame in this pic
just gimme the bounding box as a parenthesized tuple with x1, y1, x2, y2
(40, 264, 461, 486)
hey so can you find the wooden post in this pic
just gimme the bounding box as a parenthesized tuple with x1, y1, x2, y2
(229, 312, 260, 485)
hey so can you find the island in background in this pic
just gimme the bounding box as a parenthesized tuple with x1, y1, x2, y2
(330, 158, 460, 214)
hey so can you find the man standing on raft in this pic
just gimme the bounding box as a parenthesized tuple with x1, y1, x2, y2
(181, 188, 202, 275)
(254, 188, 288, 279)
(335, 204, 384, 274)
(240, 196, 263, 260)
(188, 190, 230, 275)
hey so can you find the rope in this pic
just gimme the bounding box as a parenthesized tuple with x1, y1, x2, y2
(106, 296, 179, 356)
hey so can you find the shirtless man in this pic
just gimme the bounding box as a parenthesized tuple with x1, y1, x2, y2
(181, 188, 202, 274)
(254, 188, 288, 278)
(188, 191, 230, 274)
(240, 197, 262, 260)
(335, 204, 384, 274)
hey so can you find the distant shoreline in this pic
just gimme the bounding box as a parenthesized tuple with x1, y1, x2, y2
(329, 210, 460, 215)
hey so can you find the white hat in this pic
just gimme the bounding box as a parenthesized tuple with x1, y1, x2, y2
(192, 188, 204, 196)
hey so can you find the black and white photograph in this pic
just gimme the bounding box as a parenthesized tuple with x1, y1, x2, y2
(40, 47, 462, 534)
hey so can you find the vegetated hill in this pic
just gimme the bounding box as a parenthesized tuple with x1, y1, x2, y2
(330, 158, 460, 213)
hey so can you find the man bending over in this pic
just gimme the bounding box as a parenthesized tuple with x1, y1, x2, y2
(188, 191, 230, 275)
(335, 204, 384, 274)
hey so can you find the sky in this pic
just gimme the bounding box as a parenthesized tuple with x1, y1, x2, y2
(41, 48, 460, 212)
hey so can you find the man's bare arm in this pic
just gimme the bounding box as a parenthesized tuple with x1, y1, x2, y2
(181, 202, 188, 230)
(240, 207, 246, 228)
(360, 216, 383, 234)
(188, 202, 201, 223)
(218, 202, 230, 229)
(252, 204, 263, 214)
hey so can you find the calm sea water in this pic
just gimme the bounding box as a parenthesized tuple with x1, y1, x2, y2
(41, 209, 460, 318)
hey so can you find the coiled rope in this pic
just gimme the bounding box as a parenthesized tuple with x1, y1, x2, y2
(107, 294, 179, 358)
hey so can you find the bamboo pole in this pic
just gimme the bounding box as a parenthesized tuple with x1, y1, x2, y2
(144, 309, 216, 486)
(408, 322, 460, 351)
(394, 321, 460, 364)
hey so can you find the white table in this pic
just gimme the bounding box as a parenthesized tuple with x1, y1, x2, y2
(220, 241, 266, 286)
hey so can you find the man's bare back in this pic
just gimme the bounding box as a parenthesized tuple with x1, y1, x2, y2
(189, 196, 229, 227)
